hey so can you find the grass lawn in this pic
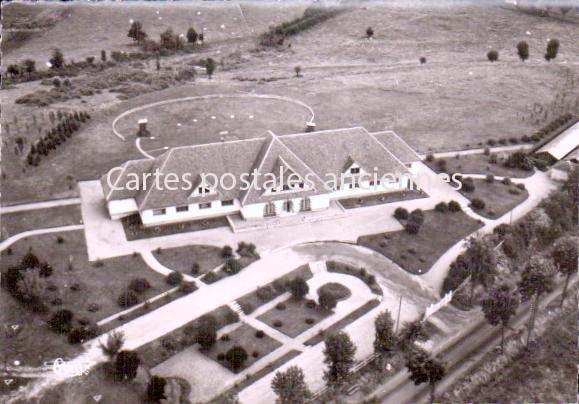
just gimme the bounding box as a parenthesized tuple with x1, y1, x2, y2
(205, 323, 282, 373)
(153, 244, 225, 275)
(236, 264, 313, 315)
(326, 260, 382, 295)
(257, 297, 331, 338)
(426, 152, 534, 178)
(462, 299, 577, 402)
(138, 305, 238, 369)
(122, 214, 229, 241)
(0, 204, 83, 241)
(0, 230, 172, 365)
(304, 299, 381, 346)
(460, 178, 529, 219)
(339, 190, 428, 210)
(358, 210, 483, 274)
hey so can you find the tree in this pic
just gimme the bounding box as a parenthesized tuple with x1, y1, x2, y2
(49, 49, 65, 69)
(187, 27, 198, 43)
(115, 350, 140, 381)
(7, 64, 20, 78)
(394, 207, 409, 220)
(128, 21, 147, 42)
(406, 349, 446, 403)
(465, 238, 497, 305)
(552, 236, 577, 307)
(366, 27, 374, 39)
(419, 56, 427, 64)
(481, 284, 519, 353)
(518, 256, 555, 347)
(101, 50, 107, 62)
(288, 277, 309, 300)
(319, 289, 338, 310)
(487, 49, 499, 62)
(545, 38, 559, 61)
(196, 315, 217, 350)
(374, 310, 397, 358)
(294, 65, 302, 77)
(99, 330, 125, 359)
(225, 345, 248, 371)
(22, 59, 36, 77)
(323, 331, 356, 386)
(398, 320, 428, 351)
(147, 375, 167, 402)
(517, 41, 529, 61)
(271, 366, 311, 404)
(48, 309, 74, 334)
(206, 58, 216, 78)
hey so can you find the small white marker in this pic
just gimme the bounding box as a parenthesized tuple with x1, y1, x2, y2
(193, 119, 198, 122)
(230, 114, 235, 119)
(249, 115, 254, 119)
(211, 116, 216, 120)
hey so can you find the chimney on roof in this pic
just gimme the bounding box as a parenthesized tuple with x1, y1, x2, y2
(305, 122, 316, 133)
(137, 118, 151, 137)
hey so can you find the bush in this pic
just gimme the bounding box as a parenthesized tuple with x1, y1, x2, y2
(394, 207, 409, 220)
(217, 353, 225, 361)
(305, 299, 316, 309)
(196, 315, 217, 350)
(117, 290, 139, 308)
(487, 139, 497, 146)
(190, 262, 200, 275)
(221, 245, 233, 258)
(493, 223, 511, 238)
(48, 309, 74, 334)
(39, 262, 53, 277)
(419, 56, 427, 64)
(483, 147, 490, 156)
(56, 236, 64, 244)
(305, 318, 315, 325)
(448, 200, 462, 212)
(436, 159, 447, 169)
(502, 177, 512, 185)
(147, 376, 167, 402)
(225, 345, 248, 371)
(274, 320, 283, 327)
(471, 198, 486, 210)
(128, 277, 151, 293)
(409, 209, 424, 226)
(220, 334, 230, 342)
(498, 138, 508, 145)
(256, 285, 277, 301)
(435, 202, 448, 213)
(276, 302, 287, 310)
(461, 179, 475, 193)
(223, 258, 242, 275)
(68, 324, 98, 344)
(166, 271, 184, 286)
(487, 50, 499, 62)
(255, 330, 265, 338)
(425, 153, 434, 162)
(202, 272, 219, 284)
(252, 351, 260, 358)
(516, 183, 526, 190)
(179, 281, 197, 294)
(485, 174, 494, 183)
(288, 277, 309, 300)
(404, 221, 421, 235)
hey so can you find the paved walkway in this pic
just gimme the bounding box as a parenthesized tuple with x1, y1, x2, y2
(0, 224, 85, 252)
(0, 198, 80, 214)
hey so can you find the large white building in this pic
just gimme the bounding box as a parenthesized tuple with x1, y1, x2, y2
(101, 127, 421, 227)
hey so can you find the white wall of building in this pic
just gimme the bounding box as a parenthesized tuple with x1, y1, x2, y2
(141, 199, 240, 226)
(108, 199, 139, 220)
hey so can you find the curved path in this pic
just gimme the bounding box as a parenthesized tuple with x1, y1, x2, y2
(0, 224, 84, 253)
(111, 93, 316, 141)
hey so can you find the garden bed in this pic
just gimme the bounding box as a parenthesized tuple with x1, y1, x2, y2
(236, 264, 313, 315)
(339, 190, 428, 210)
(459, 178, 529, 219)
(257, 297, 332, 338)
(426, 152, 534, 178)
(205, 323, 282, 373)
(0, 230, 173, 365)
(304, 299, 381, 346)
(326, 260, 382, 295)
(121, 214, 229, 241)
(153, 245, 225, 276)
(358, 210, 483, 275)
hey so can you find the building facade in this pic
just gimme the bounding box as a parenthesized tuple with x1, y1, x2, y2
(101, 127, 421, 227)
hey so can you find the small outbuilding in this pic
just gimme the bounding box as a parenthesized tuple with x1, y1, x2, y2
(535, 120, 579, 162)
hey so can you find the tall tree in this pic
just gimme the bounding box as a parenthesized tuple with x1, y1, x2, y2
(49, 49, 65, 69)
(551, 236, 577, 307)
(398, 320, 429, 351)
(115, 350, 140, 381)
(271, 366, 311, 404)
(481, 284, 519, 353)
(374, 310, 397, 358)
(323, 331, 357, 386)
(187, 27, 198, 43)
(516, 41, 529, 61)
(465, 238, 497, 305)
(406, 349, 446, 403)
(128, 21, 147, 42)
(518, 256, 555, 347)
(205, 58, 217, 79)
(545, 38, 559, 61)
(22, 59, 36, 78)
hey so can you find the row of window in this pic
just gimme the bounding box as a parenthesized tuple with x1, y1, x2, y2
(152, 199, 234, 216)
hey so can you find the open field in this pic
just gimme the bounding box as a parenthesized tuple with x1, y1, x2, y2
(358, 210, 484, 274)
(0, 204, 82, 241)
(426, 152, 535, 178)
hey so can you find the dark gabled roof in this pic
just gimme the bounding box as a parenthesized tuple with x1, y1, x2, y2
(370, 130, 421, 164)
(241, 133, 329, 205)
(104, 126, 417, 211)
(279, 127, 410, 183)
